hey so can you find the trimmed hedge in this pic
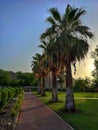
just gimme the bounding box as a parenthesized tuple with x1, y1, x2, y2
(0, 87, 22, 113)
(10, 92, 23, 117)
(0, 89, 8, 112)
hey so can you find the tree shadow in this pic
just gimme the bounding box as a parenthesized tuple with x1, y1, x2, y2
(21, 104, 44, 112)
(45, 100, 63, 105)
(58, 108, 83, 114)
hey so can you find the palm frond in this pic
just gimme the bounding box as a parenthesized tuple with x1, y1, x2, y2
(38, 40, 48, 50)
(49, 7, 61, 22)
(65, 4, 72, 20)
(46, 16, 56, 25)
(70, 37, 89, 62)
(76, 25, 94, 39)
(74, 8, 86, 21)
(68, 8, 78, 23)
(40, 26, 56, 40)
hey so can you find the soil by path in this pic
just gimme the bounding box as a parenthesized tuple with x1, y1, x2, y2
(16, 92, 74, 130)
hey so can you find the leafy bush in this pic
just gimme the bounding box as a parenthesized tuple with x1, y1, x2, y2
(10, 91, 23, 117)
(5, 88, 14, 102)
(73, 77, 94, 92)
(9, 87, 16, 97)
(15, 87, 22, 96)
(92, 78, 98, 91)
(0, 89, 8, 113)
(0, 87, 22, 113)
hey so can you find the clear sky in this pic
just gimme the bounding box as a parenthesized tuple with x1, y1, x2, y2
(0, 0, 98, 78)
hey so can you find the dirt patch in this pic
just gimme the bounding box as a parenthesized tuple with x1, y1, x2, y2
(0, 100, 17, 130)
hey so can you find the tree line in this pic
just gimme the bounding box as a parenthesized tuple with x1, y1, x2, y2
(0, 70, 38, 86)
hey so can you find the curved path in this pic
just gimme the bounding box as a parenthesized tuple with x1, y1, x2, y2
(16, 92, 74, 130)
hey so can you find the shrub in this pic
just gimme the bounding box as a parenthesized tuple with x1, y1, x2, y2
(5, 88, 14, 102)
(10, 92, 23, 117)
(0, 89, 8, 113)
(73, 77, 94, 92)
(0, 87, 23, 113)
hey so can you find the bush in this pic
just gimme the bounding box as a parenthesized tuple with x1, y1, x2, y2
(0, 87, 23, 113)
(0, 89, 8, 113)
(92, 78, 98, 91)
(10, 92, 23, 117)
(9, 87, 16, 97)
(5, 88, 14, 102)
(14, 87, 22, 96)
(73, 77, 94, 92)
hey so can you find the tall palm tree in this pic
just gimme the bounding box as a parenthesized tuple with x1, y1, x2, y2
(31, 53, 46, 96)
(40, 4, 94, 112)
(39, 53, 50, 96)
(39, 40, 59, 102)
(31, 53, 42, 94)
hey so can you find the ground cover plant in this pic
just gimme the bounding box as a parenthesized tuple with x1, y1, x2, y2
(33, 91, 98, 130)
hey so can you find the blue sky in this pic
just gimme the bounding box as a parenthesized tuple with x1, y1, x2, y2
(0, 0, 98, 78)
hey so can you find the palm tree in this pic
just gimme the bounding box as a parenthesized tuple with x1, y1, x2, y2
(39, 53, 50, 96)
(39, 40, 59, 102)
(40, 4, 94, 112)
(31, 53, 46, 96)
(31, 53, 42, 94)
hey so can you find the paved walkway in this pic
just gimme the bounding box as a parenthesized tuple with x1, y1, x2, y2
(16, 92, 73, 130)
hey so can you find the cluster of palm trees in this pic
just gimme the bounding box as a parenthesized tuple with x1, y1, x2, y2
(31, 4, 94, 112)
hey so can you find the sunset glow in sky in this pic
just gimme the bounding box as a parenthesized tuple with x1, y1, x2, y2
(0, 0, 98, 78)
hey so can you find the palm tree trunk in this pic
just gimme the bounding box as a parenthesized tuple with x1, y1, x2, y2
(48, 74, 51, 91)
(65, 60, 75, 112)
(38, 84, 41, 94)
(41, 77, 46, 96)
(52, 71, 58, 102)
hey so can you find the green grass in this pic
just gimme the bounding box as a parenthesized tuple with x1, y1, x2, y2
(33, 91, 98, 130)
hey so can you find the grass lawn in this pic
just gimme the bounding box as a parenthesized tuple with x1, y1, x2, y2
(33, 91, 98, 130)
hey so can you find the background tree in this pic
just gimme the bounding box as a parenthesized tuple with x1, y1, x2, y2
(0, 70, 11, 86)
(91, 45, 98, 91)
(0, 69, 36, 87)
